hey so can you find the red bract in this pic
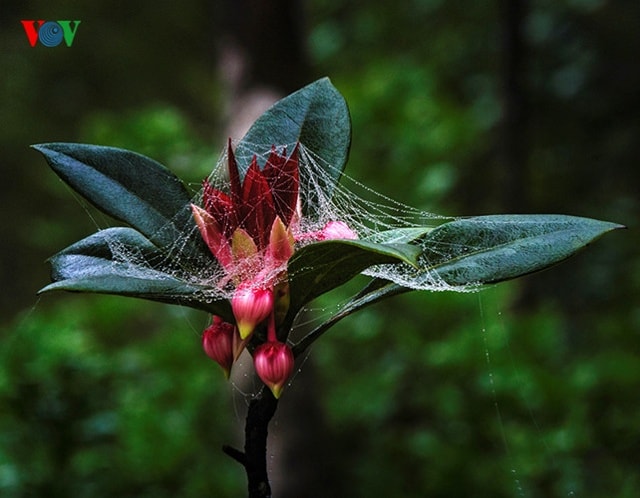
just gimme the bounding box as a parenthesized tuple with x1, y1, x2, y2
(193, 139, 300, 262)
(192, 141, 303, 340)
(193, 141, 359, 388)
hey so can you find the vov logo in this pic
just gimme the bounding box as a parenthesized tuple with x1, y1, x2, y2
(21, 20, 81, 47)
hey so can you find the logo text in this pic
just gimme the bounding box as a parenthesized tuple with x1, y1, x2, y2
(21, 20, 81, 47)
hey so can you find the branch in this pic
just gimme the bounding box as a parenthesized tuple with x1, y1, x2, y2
(244, 388, 279, 498)
(222, 445, 246, 466)
(222, 387, 279, 498)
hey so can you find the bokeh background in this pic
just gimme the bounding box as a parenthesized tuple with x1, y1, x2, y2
(1, 1, 638, 497)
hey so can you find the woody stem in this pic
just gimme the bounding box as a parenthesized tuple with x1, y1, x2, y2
(222, 388, 279, 498)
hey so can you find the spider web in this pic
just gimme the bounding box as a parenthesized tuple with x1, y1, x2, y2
(87, 138, 487, 315)
(50, 140, 581, 497)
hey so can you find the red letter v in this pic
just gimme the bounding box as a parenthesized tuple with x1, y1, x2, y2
(21, 20, 45, 47)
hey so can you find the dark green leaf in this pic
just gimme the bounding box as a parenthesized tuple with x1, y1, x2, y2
(420, 215, 624, 286)
(364, 226, 437, 244)
(234, 77, 351, 213)
(293, 215, 623, 354)
(40, 227, 231, 318)
(284, 239, 420, 330)
(32, 143, 201, 253)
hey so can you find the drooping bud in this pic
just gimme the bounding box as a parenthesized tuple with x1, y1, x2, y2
(202, 316, 236, 378)
(319, 220, 358, 241)
(253, 341, 295, 398)
(232, 284, 274, 339)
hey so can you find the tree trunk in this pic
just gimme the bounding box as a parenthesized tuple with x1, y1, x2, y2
(500, 0, 530, 212)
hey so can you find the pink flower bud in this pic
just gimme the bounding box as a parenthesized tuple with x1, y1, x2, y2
(202, 317, 236, 378)
(320, 220, 358, 240)
(232, 284, 274, 339)
(253, 341, 294, 399)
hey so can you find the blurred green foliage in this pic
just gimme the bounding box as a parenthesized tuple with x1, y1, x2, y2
(1, 0, 638, 497)
(0, 297, 244, 497)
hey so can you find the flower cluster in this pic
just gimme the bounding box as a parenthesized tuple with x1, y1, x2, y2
(194, 141, 356, 397)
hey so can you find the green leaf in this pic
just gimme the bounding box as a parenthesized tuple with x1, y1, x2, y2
(364, 226, 437, 244)
(284, 239, 420, 329)
(32, 143, 200, 253)
(420, 215, 624, 286)
(234, 77, 351, 213)
(292, 214, 623, 355)
(39, 227, 231, 318)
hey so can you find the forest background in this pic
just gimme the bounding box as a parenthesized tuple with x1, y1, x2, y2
(0, 1, 637, 497)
